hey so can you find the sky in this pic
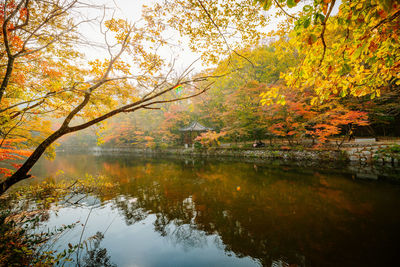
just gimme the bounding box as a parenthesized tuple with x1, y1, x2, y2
(78, 0, 202, 73)
(76, 0, 340, 75)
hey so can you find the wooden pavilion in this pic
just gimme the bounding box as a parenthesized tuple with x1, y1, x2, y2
(179, 121, 213, 147)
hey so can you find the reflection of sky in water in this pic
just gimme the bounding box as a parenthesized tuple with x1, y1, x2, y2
(42, 202, 259, 267)
(24, 153, 400, 267)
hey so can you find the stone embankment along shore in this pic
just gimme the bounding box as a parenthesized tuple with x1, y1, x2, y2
(344, 144, 397, 164)
(62, 142, 400, 165)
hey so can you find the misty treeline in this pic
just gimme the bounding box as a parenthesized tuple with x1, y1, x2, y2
(60, 41, 400, 149)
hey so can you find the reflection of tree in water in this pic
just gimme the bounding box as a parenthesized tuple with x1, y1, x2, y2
(101, 158, 400, 267)
(164, 223, 208, 251)
(0, 178, 119, 267)
(113, 196, 148, 225)
(81, 232, 116, 267)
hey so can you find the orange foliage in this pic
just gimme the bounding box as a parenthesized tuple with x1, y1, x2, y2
(0, 139, 32, 177)
(195, 131, 226, 147)
(264, 85, 369, 144)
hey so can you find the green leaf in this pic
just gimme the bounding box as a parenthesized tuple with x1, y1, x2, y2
(339, 63, 351, 75)
(303, 17, 311, 28)
(287, 0, 296, 8)
(263, 1, 273, 10)
(303, 5, 312, 12)
(352, 43, 367, 60)
(318, 13, 326, 23)
(255, 0, 272, 10)
(381, 0, 393, 12)
(310, 34, 318, 43)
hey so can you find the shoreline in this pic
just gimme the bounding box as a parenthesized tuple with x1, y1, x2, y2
(53, 147, 400, 181)
(57, 143, 400, 165)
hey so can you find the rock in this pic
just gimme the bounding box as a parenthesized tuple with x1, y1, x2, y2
(349, 156, 359, 161)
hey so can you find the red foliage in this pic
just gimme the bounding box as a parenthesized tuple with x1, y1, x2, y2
(0, 139, 32, 177)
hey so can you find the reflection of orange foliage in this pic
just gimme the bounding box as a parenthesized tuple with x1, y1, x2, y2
(317, 187, 354, 212)
(195, 172, 225, 181)
(197, 204, 206, 211)
(317, 186, 372, 216)
(102, 162, 135, 182)
(144, 163, 153, 174)
(144, 136, 154, 141)
(319, 177, 330, 187)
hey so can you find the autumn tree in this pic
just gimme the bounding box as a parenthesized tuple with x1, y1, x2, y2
(344, 85, 400, 136)
(257, 0, 399, 103)
(262, 83, 370, 146)
(0, 0, 226, 194)
(264, 85, 316, 144)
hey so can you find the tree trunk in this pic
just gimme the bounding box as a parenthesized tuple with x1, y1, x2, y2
(0, 57, 15, 102)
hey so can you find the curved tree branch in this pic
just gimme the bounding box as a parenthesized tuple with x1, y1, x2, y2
(319, 0, 336, 67)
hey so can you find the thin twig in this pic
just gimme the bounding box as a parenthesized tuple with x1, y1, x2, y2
(273, 0, 297, 19)
(196, 0, 255, 68)
(319, 0, 336, 67)
(76, 206, 94, 266)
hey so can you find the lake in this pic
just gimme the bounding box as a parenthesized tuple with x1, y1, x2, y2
(25, 153, 400, 266)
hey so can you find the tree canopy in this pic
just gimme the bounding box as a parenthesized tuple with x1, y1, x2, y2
(256, 0, 399, 103)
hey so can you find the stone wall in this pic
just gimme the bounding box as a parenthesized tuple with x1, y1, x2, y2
(59, 142, 400, 166)
(80, 147, 345, 162)
(345, 144, 399, 164)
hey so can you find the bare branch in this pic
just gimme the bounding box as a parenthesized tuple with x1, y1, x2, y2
(273, 0, 297, 20)
(11, 0, 30, 31)
(370, 9, 400, 32)
(0, 88, 73, 113)
(125, 85, 212, 113)
(2, 0, 27, 57)
(319, 0, 336, 67)
(196, 0, 255, 68)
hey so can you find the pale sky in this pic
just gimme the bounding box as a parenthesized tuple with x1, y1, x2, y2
(78, 0, 202, 73)
(76, 0, 340, 74)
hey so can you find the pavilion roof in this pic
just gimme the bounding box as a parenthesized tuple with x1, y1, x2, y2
(179, 121, 213, 132)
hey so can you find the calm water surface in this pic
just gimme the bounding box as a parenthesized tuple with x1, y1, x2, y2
(27, 153, 400, 267)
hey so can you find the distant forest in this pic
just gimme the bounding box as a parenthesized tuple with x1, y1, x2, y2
(59, 43, 400, 149)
